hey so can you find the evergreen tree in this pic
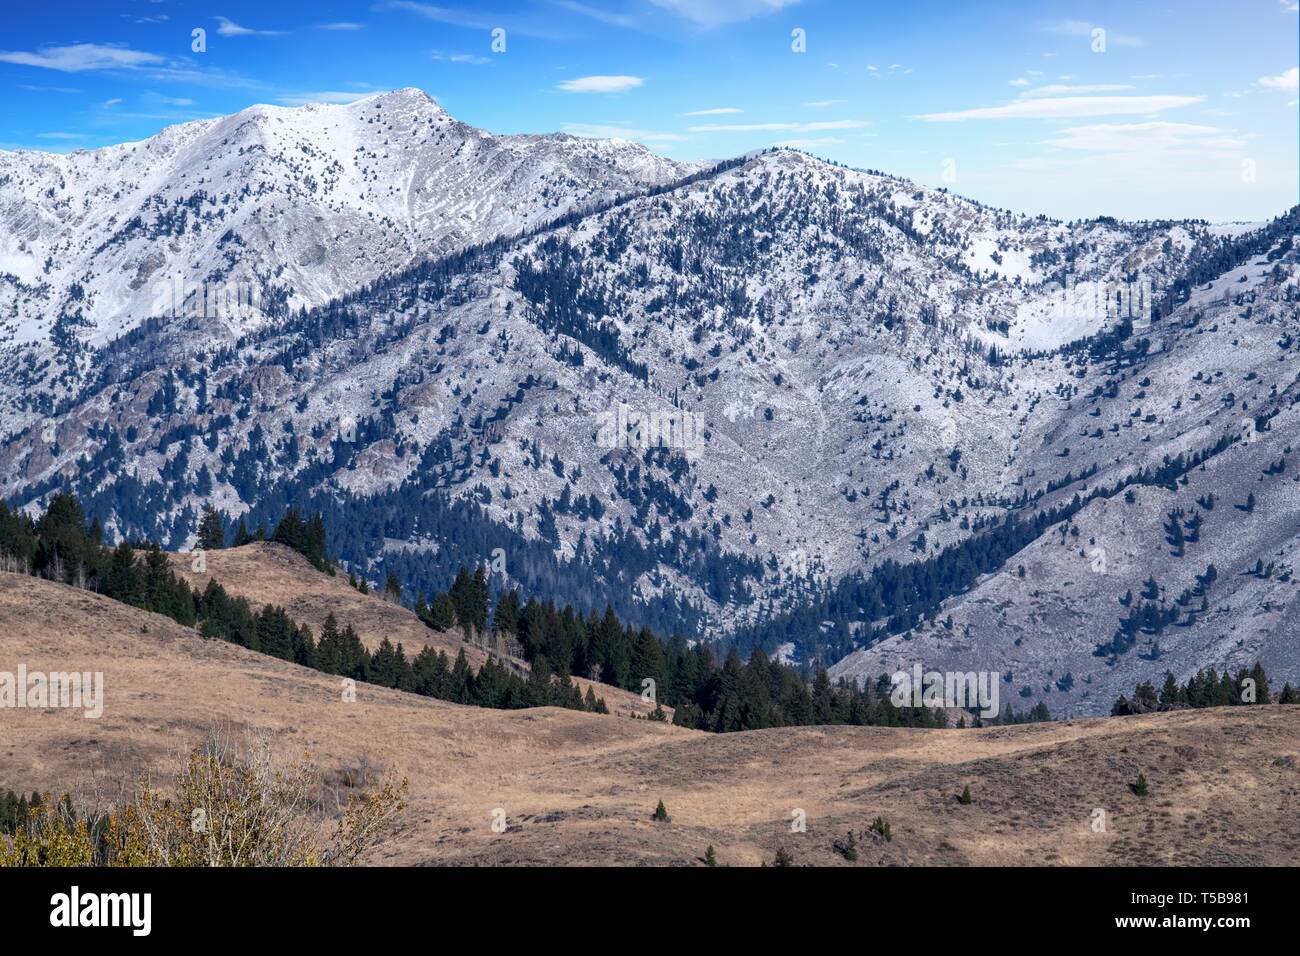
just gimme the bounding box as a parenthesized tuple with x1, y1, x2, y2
(196, 506, 226, 550)
(428, 592, 457, 631)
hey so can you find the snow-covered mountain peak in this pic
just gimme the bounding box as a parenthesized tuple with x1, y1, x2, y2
(0, 90, 690, 420)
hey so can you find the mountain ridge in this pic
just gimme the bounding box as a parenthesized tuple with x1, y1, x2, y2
(1, 93, 1297, 716)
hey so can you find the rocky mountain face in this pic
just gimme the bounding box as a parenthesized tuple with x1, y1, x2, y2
(0, 87, 687, 425)
(1, 92, 1297, 716)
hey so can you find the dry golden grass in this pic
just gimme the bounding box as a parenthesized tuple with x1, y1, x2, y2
(2, 569, 1298, 866)
(167, 542, 657, 718)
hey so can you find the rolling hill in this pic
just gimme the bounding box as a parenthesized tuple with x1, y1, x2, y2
(2, 559, 1298, 866)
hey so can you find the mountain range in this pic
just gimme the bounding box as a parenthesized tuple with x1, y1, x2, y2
(2, 88, 1297, 716)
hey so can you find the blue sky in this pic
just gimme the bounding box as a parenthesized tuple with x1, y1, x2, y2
(1, 0, 1296, 221)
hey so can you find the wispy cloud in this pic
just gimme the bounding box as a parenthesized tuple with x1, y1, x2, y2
(648, 0, 801, 28)
(317, 22, 365, 30)
(685, 107, 741, 115)
(562, 122, 685, 142)
(0, 43, 164, 72)
(804, 99, 846, 108)
(689, 119, 869, 132)
(148, 93, 195, 107)
(1045, 121, 1247, 153)
(1257, 66, 1298, 94)
(277, 90, 383, 106)
(432, 51, 491, 64)
(558, 75, 644, 93)
(551, 0, 640, 28)
(376, 1, 482, 25)
(1020, 83, 1134, 98)
(214, 16, 287, 37)
(917, 95, 1202, 122)
(1044, 19, 1143, 48)
(775, 136, 846, 148)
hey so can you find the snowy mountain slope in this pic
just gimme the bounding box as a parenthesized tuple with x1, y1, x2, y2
(0, 87, 687, 424)
(831, 234, 1300, 715)
(1, 96, 1297, 715)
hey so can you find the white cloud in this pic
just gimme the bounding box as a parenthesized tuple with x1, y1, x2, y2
(214, 16, 287, 37)
(1045, 121, 1248, 153)
(558, 75, 644, 93)
(277, 90, 381, 106)
(689, 119, 868, 132)
(648, 0, 801, 27)
(685, 107, 742, 115)
(562, 123, 685, 142)
(37, 132, 86, 140)
(553, 1, 640, 28)
(1257, 66, 1298, 93)
(0, 43, 164, 72)
(432, 51, 491, 64)
(775, 136, 846, 147)
(804, 99, 846, 108)
(917, 95, 1202, 121)
(317, 22, 365, 30)
(1044, 19, 1143, 48)
(1009, 78, 1031, 87)
(102, 98, 122, 108)
(1021, 83, 1134, 98)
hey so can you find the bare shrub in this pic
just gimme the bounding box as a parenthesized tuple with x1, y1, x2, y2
(1, 727, 407, 867)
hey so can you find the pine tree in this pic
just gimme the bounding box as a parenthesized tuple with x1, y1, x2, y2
(470, 564, 490, 635)
(273, 507, 307, 552)
(196, 506, 225, 550)
(958, 785, 972, 805)
(428, 592, 456, 631)
(493, 590, 520, 635)
(304, 512, 328, 570)
(1250, 661, 1270, 704)
(703, 844, 717, 867)
(316, 613, 343, 674)
(1133, 773, 1149, 797)
(449, 566, 474, 637)
(652, 799, 669, 822)
(1158, 672, 1180, 708)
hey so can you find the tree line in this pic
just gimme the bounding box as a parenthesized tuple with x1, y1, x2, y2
(0, 492, 605, 716)
(1111, 662, 1297, 714)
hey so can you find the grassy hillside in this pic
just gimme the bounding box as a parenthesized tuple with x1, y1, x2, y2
(3, 567, 1298, 866)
